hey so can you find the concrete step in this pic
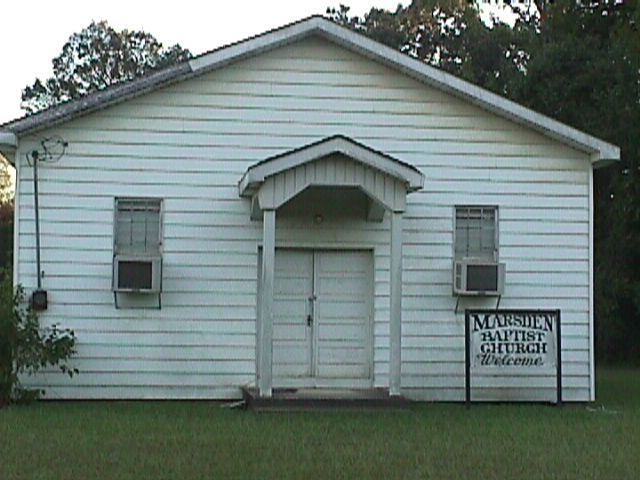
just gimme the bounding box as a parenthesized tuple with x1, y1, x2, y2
(241, 387, 412, 412)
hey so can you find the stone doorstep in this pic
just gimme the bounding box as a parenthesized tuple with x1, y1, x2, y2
(240, 386, 412, 412)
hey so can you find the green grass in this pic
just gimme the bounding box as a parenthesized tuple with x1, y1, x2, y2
(1, 367, 638, 480)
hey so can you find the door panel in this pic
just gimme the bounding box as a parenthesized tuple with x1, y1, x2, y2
(272, 250, 313, 378)
(314, 251, 372, 379)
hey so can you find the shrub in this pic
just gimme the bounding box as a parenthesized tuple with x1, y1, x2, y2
(0, 270, 77, 406)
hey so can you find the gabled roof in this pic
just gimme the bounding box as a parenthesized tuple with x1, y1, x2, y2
(0, 15, 620, 165)
(238, 135, 425, 198)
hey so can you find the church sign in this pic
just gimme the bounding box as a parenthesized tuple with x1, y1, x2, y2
(464, 309, 562, 405)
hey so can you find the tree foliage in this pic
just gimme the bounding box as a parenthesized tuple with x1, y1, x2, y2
(21, 21, 192, 114)
(329, 0, 640, 362)
(0, 158, 12, 205)
(328, 1, 529, 95)
(0, 159, 13, 274)
(0, 271, 78, 406)
(513, 0, 640, 363)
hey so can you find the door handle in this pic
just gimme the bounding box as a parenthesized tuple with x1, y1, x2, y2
(306, 295, 316, 327)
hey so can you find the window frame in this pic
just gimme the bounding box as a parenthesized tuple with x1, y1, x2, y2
(113, 197, 164, 257)
(453, 205, 499, 262)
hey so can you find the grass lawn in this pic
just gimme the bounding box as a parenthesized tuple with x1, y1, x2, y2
(1, 367, 638, 480)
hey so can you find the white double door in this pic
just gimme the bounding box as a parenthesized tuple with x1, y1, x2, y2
(272, 249, 373, 387)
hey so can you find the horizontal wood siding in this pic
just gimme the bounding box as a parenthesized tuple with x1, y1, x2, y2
(16, 36, 592, 400)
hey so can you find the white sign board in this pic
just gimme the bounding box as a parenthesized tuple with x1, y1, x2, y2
(465, 309, 562, 404)
(469, 310, 558, 371)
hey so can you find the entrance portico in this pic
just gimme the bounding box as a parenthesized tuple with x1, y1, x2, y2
(238, 135, 424, 397)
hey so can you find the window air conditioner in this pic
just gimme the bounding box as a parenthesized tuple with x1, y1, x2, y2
(113, 255, 162, 293)
(454, 259, 505, 296)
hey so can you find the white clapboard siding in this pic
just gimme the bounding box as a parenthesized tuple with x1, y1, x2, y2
(15, 36, 593, 400)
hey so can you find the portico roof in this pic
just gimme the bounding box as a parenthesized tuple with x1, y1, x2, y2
(238, 135, 425, 199)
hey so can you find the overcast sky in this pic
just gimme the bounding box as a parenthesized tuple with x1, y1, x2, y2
(0, 0, 403, 124)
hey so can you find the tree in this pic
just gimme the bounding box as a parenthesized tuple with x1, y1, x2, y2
(21, 21, 192, 114)
(504, 0, 640, 362)
(0, 273, 77, 406)
(329, 0, 640, 362)
(327, 1, 527, 96)
(0, 157, 12, 204)
(0, 158, 13, 273)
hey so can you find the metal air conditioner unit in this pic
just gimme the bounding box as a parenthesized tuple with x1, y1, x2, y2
(113, 255, 162, 293)
(454, 259, 505, 296)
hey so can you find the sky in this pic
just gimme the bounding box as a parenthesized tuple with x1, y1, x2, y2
(0, 0, 407, 125)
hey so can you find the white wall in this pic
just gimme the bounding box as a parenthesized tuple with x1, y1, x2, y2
(15, 36, 592, 400)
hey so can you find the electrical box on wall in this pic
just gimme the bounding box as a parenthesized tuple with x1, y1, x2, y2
(30, 289, 48, 311)
(454, 260, 505, 296)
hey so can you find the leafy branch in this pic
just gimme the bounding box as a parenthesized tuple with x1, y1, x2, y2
(0, 272, 78, 406)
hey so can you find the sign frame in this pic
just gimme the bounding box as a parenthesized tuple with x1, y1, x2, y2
(464, 309, 562, 406)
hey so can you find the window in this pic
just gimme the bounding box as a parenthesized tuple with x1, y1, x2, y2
(454, 206, 498, 261)
(114, 198, 162, 255)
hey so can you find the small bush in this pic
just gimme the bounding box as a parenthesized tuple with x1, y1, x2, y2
(0, 270, 77, 406)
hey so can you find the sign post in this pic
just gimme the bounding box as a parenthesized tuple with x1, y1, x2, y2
(465, 309, 562, 405)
